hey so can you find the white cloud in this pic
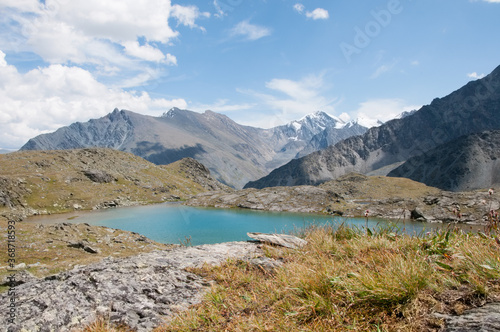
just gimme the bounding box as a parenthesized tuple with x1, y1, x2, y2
(306, 8, 329, 20)
(411, 60, 420, 66)
(0, 50, 6, 67)
(192, 99, 254, 113)
(237, 73, 338, 128)
(231, 20, 271, 40)
(123, 41, 172, 63)
(165, 53, 178, 66)
(351, 99, 420, 127)
(213, 0, 226, 18)
(266, 76, 321, 101)
(0, 0, 206, 81)
(293, 3, 305, 14)
(467, 72, 486, 79)
(0, 56, 187, 148)
(294, 5, 329, 21)
(338, 112, 351, 122)
(171, 4, 210, 30)
(370, 63, 395, 79)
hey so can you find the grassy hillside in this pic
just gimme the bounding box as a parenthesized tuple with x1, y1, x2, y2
(0, 219, 173, 285)
(0, 148, 229, 217)
(158, 224, 500, 332)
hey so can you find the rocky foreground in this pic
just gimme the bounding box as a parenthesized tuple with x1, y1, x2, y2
(1, 239, 264, 331)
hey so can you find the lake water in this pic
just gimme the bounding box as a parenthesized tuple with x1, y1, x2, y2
(27, 203, 471, 245)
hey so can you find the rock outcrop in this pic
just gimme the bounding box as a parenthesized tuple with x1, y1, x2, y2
(436, 303, 500, 332)
(0, 242, 262, 331)
(187, 173, 500, 225)
(247, 233, 307, 249)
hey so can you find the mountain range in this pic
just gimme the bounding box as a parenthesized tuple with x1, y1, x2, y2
(245, 65, 500, 191)
(388, 130, 500, 191)
(21, 109, 367, 188)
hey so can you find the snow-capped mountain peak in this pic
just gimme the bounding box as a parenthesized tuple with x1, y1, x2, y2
(290, 111, 345, 133)
(161, 107, 182, 118)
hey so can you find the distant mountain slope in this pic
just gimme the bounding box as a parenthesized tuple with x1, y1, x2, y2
(245, 64, 500, 189)
(388, 130, 500, 191)
(295, 121, 368, 158)
(21, 109, 366, 188)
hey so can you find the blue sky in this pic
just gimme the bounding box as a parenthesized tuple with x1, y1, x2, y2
(0, 0, 499, 149)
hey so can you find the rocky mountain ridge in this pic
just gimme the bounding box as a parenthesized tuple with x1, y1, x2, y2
(20, 109, 367, 189)
(388, 130, 500, 191)
(245, 65, 500, 190)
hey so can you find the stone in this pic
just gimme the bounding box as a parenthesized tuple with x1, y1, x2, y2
(83, 169, 116, 183)
(435, 302, 500, 331)
(249, 257, 283, 272)
(0, 241, 262, 331)
(246, 232, 307, 249)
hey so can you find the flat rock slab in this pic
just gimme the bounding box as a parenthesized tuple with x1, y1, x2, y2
(1, 242, 261, 332)
(247, 232, 307, 249)
(436, 303, 500, 332)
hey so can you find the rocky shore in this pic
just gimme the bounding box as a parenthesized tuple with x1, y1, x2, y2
(186, 173, 499, 225)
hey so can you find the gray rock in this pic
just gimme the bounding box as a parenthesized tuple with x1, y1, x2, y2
(83, 169, 116, 183)
(248, 257, 283, 272)
(436, 302, 500, 331)
(67, 240, 98, 253)
(247, 232, 307, 249)
(0, 242, 262, 331)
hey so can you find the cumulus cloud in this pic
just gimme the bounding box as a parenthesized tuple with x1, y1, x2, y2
(294, 4, 329, 20)
(230, 20, 271, 41)
(467, 72, 486, 79)
(0, 54, 187, 148)
(0, 50, 6, 67)
(0, 0, 206, 72)
(306, 8, 329, 20)
(171, 4, 210, 30)
(237, 73, 338, 128)
(123, 41, 175, 63)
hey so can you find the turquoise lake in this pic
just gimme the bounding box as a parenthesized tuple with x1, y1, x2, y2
(28, 203, 463, 245)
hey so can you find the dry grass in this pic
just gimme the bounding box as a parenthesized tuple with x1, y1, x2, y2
(155, 224, 500, 332)
(320, 173, 441, 201)
(79, 316, 135, 332)
(0, 218, 173, 281)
